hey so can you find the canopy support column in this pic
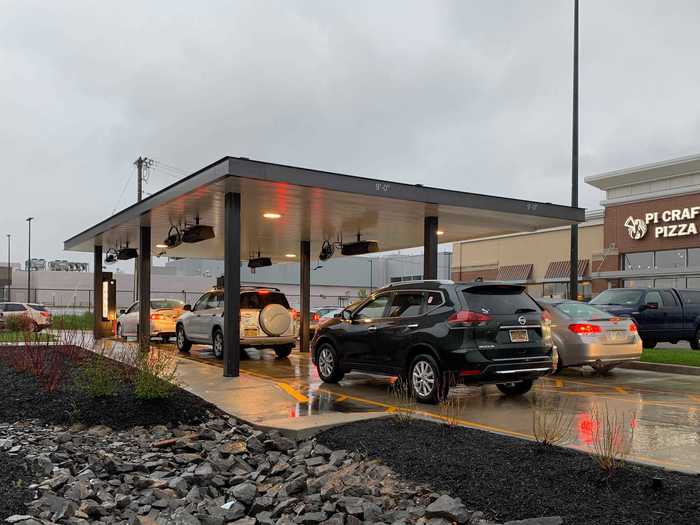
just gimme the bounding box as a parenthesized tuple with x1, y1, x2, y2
(223, 192, 241, 377)
(138, 225, 151, 352)
(93, 245, 103, 340)
(423, 216, 438, 280)
(299, 240, 311, 352)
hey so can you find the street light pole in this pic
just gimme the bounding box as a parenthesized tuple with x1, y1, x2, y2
(569, 0, 579, 300)
(6, 234, 9, 301)
(26, 217, 33, 303)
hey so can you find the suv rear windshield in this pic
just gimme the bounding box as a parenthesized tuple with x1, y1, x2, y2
(462, 285, 540, 315)
(151, 300, 184, 310)
(590, 289, 644, 306)
(28, 304, 49, 312)
(240, 292, 290, 310)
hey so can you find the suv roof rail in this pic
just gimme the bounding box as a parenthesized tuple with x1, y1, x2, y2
(212, 285, 281, 292)
(386, 279, 454, 287)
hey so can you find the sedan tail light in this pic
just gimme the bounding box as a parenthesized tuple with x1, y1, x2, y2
(291, 309, 300, 321)
(447, 310, 491, 326)
(568, 323, 601, 335)
(628, 322, 638, 333)
(150, 313, 165, 321)
(312, 312, 320, 322)
(39, 311, 50, 318)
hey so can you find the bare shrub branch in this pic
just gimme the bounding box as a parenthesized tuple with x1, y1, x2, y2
(531, 395, 574, 447)
(589, 401, 635, 477)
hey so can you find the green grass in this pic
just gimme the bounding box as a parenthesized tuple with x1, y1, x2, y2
(640, 348, 700, 368)
(0, 331, 57, 343)
(52, 312, 93, 330)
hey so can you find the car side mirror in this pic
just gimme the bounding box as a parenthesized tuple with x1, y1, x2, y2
(333, 313, 342, 318)
(342, 310, 353, 321)
(119, 309, 126, 315)
(183, 304, 192, 311)
(642, 302, 658, 311)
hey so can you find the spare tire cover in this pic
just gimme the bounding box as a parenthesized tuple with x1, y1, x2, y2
(258, 304, 291, 336)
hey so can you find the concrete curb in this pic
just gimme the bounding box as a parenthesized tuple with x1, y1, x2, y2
(620, 360, 700, 376)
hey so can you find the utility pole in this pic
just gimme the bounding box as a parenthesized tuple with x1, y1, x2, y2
(569, 0, 579, 301)
(26, 218, 33, 303)
(6, 234, 10, 301)
(133, 157, 152, 301)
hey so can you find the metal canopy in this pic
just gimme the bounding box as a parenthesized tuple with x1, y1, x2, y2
(65, 157, 584, 259)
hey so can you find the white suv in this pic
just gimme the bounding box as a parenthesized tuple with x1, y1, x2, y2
(0, 302, 52, 332)
(175, 287, 299, 358)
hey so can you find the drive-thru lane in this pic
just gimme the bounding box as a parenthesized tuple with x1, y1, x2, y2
(170, 343, 700, 474)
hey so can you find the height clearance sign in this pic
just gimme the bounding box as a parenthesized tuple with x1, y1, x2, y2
(625, 206, 700, 240)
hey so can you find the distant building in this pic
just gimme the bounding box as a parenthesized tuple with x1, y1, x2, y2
(48, 260, 89, 272)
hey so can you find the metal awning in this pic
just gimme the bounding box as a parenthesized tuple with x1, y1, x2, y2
(544, 259, 589, 282)
(64, 157, 584, 260)
(496, 264, 533, 283)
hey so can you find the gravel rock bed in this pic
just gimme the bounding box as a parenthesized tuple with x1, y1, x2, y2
(0, 358, 217, 429)
(318, 418, 700, 525)
(0, 417, 561, 525)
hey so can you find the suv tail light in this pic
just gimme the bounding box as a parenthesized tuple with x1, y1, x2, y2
(569, 323, 601, 335)
(447, 310, 491, 326)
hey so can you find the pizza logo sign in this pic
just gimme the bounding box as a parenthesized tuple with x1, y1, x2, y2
(624, 207, 700, 240)
(624, 216, 647, 240)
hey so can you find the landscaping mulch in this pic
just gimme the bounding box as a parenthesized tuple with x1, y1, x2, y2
(0, 351, 220, 429)
(319, 418, 700, 525)
(0, 452, 34, 520)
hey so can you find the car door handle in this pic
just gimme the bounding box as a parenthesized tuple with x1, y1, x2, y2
(368, 326, 377, 331)
(405, 324, 419, 329)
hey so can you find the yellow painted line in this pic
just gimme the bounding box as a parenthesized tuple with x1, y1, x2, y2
(614, 386, 628, 395)
(688, 395, 700, 404)
(546, 376, 700, 398)
(385, 407, 397, 413)
(554, 379, 564, 388)
(335, 395, 349, 403)
(538, 387, 692, 409)
(276, 382, 310, 404)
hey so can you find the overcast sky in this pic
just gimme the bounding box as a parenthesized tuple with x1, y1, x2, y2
(2, 0, 700, 267)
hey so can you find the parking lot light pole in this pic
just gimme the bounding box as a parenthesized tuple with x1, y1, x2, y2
(423, 216, 438, 280)
(223, 192, 241, 377)
(569, 0, 579, 300)
(93, 245, 103, 339)
(300, 240, 311, 352)
(138, 223, 151, 352)
(6, 234, 10, 301)
(26, 217, 33, 303)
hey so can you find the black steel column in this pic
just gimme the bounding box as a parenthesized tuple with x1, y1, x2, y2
(423, 216, 438, 280)
(138, 224, 151, 352)
(93, 245, 103, 339)
(569, 0, 579, 300)
(300, 240, 311, 352)
(223, 192, 241, 377)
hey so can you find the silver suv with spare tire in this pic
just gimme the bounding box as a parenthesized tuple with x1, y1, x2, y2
(176, 286, 298, 358)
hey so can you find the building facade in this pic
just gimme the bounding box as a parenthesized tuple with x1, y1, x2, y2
(452, 154, 700, 299)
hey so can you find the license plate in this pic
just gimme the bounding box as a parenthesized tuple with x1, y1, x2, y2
(607, 330, 627, 342)
(509, 329, 529, 343)
(244, 328, 258, 337)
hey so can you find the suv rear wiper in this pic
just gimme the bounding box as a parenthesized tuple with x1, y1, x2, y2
(514, 308, 537, 314)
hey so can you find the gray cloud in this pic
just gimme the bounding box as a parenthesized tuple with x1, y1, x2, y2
(1, 0, 699, 264)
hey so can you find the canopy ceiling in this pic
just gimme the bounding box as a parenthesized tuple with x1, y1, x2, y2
(65, 157, 584, 263)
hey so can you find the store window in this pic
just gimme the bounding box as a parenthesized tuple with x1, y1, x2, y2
(622, 252, 654, 271)
(541, 282, 591, 300)
(654, 277, 686, 288)
(623, 279, 654, 288)
(654, 250, 686, 269)
(688, 249, 700, 268)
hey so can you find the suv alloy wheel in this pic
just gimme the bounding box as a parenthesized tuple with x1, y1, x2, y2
(176, 325, 191, 353)
(212, 329, 224, 359)
(409, 354, 447, 404)
(316, 342, 344, 383)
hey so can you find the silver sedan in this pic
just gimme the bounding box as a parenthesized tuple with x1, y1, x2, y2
(539, 300, 642, 373)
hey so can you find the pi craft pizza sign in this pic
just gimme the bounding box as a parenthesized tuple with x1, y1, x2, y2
(625, 207, 700, 240)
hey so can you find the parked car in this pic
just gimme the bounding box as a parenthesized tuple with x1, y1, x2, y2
(311, 280, 555, 404)
(116, 299, 185, 343)
(589, 288, 700, 349)
(176, 286, 299, 359)
(0, 302, 52, 332)
(538, 299, 641, 373)
(309, 307, 340, 334)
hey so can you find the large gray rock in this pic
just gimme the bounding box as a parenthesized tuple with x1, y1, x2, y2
(426, 495, 470, 524)
(231, 481, 257, 505)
